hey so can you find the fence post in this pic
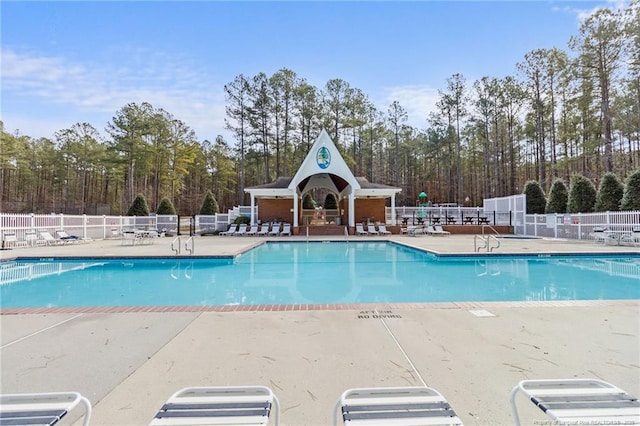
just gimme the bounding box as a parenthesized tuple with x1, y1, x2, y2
(82, 214, 87, 238)
(534, 214, 538, 237)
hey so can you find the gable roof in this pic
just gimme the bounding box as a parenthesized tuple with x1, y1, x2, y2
(288, 129, 360, 193)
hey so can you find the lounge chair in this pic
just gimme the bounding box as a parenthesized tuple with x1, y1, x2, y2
(334, 386, 462, 425)
(2, 232, 26, 248)
(246, 225, 259, 236)
(591, 227, 608, 244)
(150, 386, 280, 426)
(366, 224, 379, 235)
(355, 223, 368, 236)
(280, 223, 291, 236)
(56, 230, 81, 243)
(257, 223, 270, 236)
(407, 226, 426, 236)
(269, 223, 281, 236)
(25, 230, 43, 246)
(38, 230, 62, 245)
(377, 224, 392, 235)
(511, 378, 640, 426)
(0, 391, 92, 426)
(234, 223, 248, 236)
(621, 227, 640, 247)
(220, 224, 238, 236)
(434, 225, 451, 235)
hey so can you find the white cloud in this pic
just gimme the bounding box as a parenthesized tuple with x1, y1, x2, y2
(379, 85, 440, 130)
(560, 0, 629, 23)
(1, 47, 228, 141)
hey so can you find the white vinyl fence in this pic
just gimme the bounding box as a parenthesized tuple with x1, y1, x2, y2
(0, 213, 178, 243)
(525, 211, 640, 240)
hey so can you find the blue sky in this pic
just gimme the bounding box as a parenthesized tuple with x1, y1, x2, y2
(1, 0, 624, 143)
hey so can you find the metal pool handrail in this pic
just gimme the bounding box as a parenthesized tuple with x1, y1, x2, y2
(171, 236, 181, 255)
(184, 236, 194, 255)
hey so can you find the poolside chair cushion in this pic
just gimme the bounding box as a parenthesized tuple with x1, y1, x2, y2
(0, 392, 92, 426)
(510, 378, 640, 426)
(151, 386, 279, 426)
(334, 386, 462, 425)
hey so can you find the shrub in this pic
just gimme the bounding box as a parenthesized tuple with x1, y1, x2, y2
(234, 215, 250, 225)
(156, 197, 176, 215)
(324, 193, 338, 209)
(567, 174, 597, 213)
(620, 169, 640, 211)
(594, 172, 624, 212)
(199, 190, 219, 215)
(546, 178, 568, 213)
(523, 180, 546, 214)
(127, 194, 150, 216)
(302, 194, 315, 209)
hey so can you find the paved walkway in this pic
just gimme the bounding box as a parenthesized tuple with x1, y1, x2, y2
(1, 235, 638, 425)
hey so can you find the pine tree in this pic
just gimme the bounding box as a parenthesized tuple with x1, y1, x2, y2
(199, 190, 219, 215)
(546, 178, 568, 213)
(302, 194, 315, 209)
(156, 197, 176, 215)
(127, 194, 150, 216)
(594, 172, 623, 211)
(324, 193, 338, 209)
(620, 169, 640, 210)
(523, 180, 546, 214)
(567, 175, 597, 213)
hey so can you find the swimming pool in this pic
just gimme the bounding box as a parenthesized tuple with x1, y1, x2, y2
(0, 241, 638, 308)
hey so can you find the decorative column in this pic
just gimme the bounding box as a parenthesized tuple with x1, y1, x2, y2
(293, 192, 299, 227)
(250, 195, 256, 225)
(348, 191, 355, 227)
(391, 194, 396, 225)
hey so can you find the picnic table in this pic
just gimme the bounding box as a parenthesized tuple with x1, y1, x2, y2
(463, 216, 475, 225)
(446, 216, 457, 224)
(478, 216, 490, 224)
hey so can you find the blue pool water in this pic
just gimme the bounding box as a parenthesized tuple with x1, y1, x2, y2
(0, 242, 638, 308)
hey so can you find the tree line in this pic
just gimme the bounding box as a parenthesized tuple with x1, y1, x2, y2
(1, 2, 638, 215)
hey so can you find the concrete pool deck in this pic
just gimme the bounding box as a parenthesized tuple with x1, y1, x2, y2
(1, 235, 638, 425)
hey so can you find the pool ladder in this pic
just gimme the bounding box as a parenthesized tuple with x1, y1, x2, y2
(171, 236, 195, 255)
(474, 225, 501, 252)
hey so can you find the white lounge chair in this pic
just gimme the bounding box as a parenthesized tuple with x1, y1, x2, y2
(510, 378, 640, 426)
(2, 232, 26, 248)
(367, 224, 379, 235)
(0, 391, 92, 426)
(38, 230, 62, 245)
(257, 223, 270, 236)
(234, 223, 248, 236)
(355, 223, 368, 236)
(25, 230, 43, 246)
(591, 227, 608, 244)
(621, 228, 640, 247)
(434, 225, 451, 235)
(280, 223, 291, 236)
(334, 386, 462, 425)
(269, 223, 281, 236)
(407, 226, 426, 236)
(246, 225, 259, 236)
(220, 224, 238, 236)
(56, 229, 81, 243)
(377, 224, 392, 235)
(150, 386, 280, 426)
